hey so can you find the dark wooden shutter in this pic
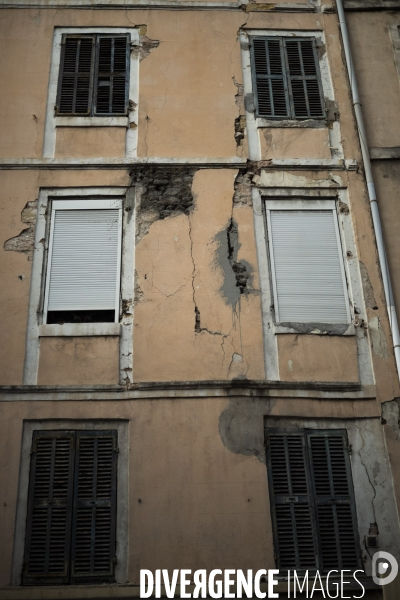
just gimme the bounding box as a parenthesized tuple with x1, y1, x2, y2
(70, 431, 118, 583)
(285, 39, 325, 118)
(23, 432, 75, 584)
(94, 36, 129, 115)
(307, 431, 361, 572)
(57, 37, 95, 115)
(251, 38, 289, 119)
(266, 433, 318, 570)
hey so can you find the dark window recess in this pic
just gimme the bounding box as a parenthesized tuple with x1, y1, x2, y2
(57, 34, 130, 116)
(250, 37, 325, 120)
(23, 430, 118, 586)
(265, 429, 362, 572)
(46, 310, 115, 325)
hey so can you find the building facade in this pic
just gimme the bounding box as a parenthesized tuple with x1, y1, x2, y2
(0, 0, 399, 598)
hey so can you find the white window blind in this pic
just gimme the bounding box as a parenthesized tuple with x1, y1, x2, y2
(44, 199, 122, 322)
(265, 200, 351, 323)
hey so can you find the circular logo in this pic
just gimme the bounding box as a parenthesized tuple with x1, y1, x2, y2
(372, 551, 399, 586)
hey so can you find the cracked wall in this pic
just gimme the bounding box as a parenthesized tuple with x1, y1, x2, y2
(133, 168, 265, 382)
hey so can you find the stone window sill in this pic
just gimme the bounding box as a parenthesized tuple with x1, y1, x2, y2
(38, 323, 121, 337)
(55, 116, 128, 127)
(274, 323, 355, 336)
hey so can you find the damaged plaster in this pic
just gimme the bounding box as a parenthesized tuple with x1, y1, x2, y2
(214, 218, 252, 308)
(130, 26, 160, 62)
(4, 199, 37, 260)
(233, 168, 253, 206)
(359, 261, 378, 310)
(218, 396, 275, 463)
(369, 316, 389, 359)
(131, 166, 197, 243)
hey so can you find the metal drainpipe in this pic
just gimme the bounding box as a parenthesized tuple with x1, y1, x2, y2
(336, 0, 400, 379)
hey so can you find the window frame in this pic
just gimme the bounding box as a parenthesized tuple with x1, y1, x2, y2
(12, 420, 129, 586)
(55, 33, 131, 118)
(42, 198, 123, 325)
(250, 35, 326, 121)
(263, 198, 352, 326)
(265, 428, 363, 573)
(22, 429, 118, 586)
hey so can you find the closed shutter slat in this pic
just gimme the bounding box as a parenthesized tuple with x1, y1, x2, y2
(23, 432, 75, 584)
(285, 39, 324, 118)
(46, 209, 121, 312)
(58, 37, 94, 115)
(267, 433, 318, 570)
(308, 432, 360, 571)
(71, 432, 117, 583)
(268, 209, 349, 323)
(95, 37, 128, 115)
(252, 38, 289, 118)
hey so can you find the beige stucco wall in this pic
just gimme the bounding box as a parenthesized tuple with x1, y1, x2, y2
(277, 334, 359, 382)
(55, 127, 126, 158)
(347, 11, 400, 149)
(38, 336, 120, 385)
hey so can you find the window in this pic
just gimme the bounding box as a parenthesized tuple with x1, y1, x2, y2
(23, 430, 118, 585)
(56, 34, 130, 116)
(250, 37, 325, 119)
(43, 199, 122, 324)
(265, 429, 362, 572)
(264, 199, 351, 324)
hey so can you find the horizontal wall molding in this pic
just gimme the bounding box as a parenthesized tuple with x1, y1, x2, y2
(0, 157, 247, 169)
(0, 0, 321, 11)
(344, 0, 400, 8)
(369, 146, 400, 160)
(0, 380, 377, 403)
(0, 157, 348, 170)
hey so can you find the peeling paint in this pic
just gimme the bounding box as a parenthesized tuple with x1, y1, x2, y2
(369, 316, 389, 358)
(130, 28, 160, 62)
(218, 397, 275, 463)
(214, 218, 252, 308)
(359, 261, 378, 310)
(131, 166, 197, 243)
(233, 168, 253, 206)
(4, 199, 37, 260)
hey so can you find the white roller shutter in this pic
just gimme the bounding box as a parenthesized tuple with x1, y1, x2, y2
(266, 203, 350, 323)
(44, 199, 122, 321)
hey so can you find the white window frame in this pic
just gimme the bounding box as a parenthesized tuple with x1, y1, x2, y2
(43, 199, 123, 324)
(43, 27, 140, 159)
(11, 419, 129, 586)
(23, 187, 135, 386)
(264, 198, 352, 325)
(240, 28, 344, 167)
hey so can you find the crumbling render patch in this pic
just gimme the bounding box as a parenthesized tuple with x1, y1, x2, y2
(359, 261, 378, 310)
(234, 116, 246, 147)
(4, 199, 37, 260)
(214, 218, 252, 308)
(130, 26, 160, 62)
(233, 168, 253, 207)
(134, 270, 144, 305)
(130, 166, 197, 243)
(218, 397, 275, 463)
(369, 316, 389, 359)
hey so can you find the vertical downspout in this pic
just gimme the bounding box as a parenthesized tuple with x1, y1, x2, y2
(336, 0, 400, 380)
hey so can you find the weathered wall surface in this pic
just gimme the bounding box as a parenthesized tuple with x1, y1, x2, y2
(347, 11, 400, 149)
(0, 398, 396, 588)
(277, 334, 359, 382)
(55, 127, 126, 159)
(0, 169, 130, 385)
(37, 336, 120, 385)
(133, 168, 265, 382)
